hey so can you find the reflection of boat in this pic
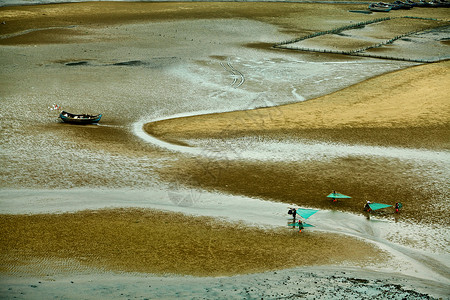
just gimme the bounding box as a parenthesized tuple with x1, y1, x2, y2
(59, 111, 102, 124)
(368, 2, 392, 11)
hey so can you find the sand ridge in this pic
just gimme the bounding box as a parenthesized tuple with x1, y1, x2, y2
(144, 60, 450, 141)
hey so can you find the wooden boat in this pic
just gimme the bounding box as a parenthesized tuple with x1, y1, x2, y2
(430, 0, 449, 6)
(404, 0, 419, 6)
(59, 111, 102, 124)
(416, 0, 434, 6)
(368, 2, 393, 11)
(392, 1, 413, 9)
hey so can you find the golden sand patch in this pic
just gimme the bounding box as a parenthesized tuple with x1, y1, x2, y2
(0, 208, 383, 276)
(144, 60, 450, 140)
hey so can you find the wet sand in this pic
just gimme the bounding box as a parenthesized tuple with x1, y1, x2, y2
(1, 1, 449, 299)
(0, 208, 384, 276)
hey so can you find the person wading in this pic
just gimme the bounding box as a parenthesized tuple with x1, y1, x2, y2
(298, 220, 304, 233)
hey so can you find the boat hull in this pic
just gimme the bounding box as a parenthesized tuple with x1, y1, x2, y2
(369, 5, 392, 11)
(59, 111, 102, 124)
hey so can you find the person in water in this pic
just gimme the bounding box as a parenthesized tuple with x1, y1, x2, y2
(395, 202, 401, 213)
(288, 208, 297, 222)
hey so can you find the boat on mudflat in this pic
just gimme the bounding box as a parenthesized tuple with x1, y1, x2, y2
(59, 111, 102, 124)
(391, 0, 413, 9)
(368, 2, 393, 11)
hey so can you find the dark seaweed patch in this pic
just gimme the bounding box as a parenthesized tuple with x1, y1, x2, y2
(346, 278, 370, 284)
(348, 10, 373, 14)
(65, 61, 89, 66)
(112, 60, 144, 66)
(112, 57, 180, 68)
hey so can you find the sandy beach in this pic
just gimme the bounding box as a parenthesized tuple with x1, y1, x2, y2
(1, 1, 449, 299)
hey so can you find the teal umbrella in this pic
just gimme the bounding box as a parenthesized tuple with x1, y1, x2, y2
(368, 203, 393, 211)
(327, 192, 351, 199)
(295, 208, 319, 220)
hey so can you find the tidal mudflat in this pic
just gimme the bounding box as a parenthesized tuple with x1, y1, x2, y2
(0, 1, 449, 299)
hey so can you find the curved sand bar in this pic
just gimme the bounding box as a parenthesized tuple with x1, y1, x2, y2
(144, 61, 450, 139)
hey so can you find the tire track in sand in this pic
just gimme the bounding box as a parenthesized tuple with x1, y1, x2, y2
(220, 60, 245, 88)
